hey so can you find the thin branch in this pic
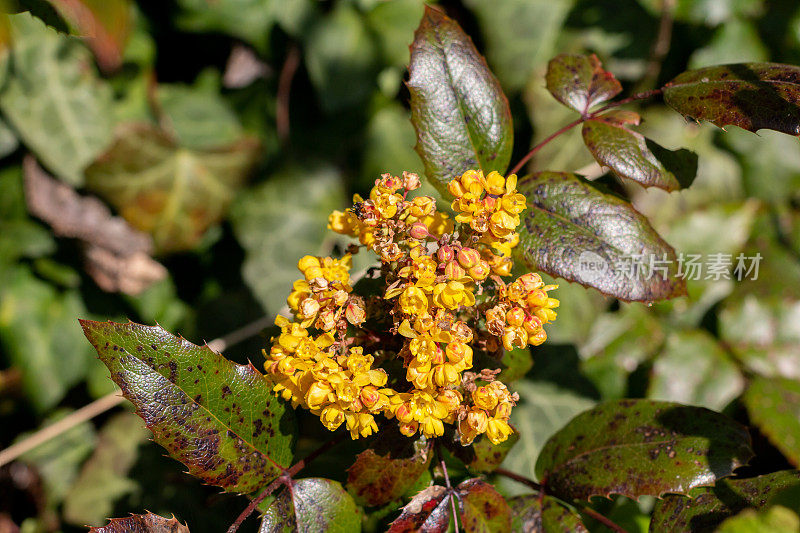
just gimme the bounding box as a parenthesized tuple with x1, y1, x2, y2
(276, 44, 301, 142)
(509, 118, 583, 176)
(637, 0, 676, 92)
(579, 505, 630, 533)
(207, 315, 274, 353)
(494, 468, 542, 492)
(436, 444, 460, 533)
(225, 474, 286, 533)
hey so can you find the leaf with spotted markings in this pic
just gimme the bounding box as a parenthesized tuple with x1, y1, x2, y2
(89, 512, 190, 532)
(457, 478, 512, 532)
(80, 320, 295, 494)
(259, 478, 361, 532)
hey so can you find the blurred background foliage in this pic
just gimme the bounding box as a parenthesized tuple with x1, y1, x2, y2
(1, 0, 800, 531)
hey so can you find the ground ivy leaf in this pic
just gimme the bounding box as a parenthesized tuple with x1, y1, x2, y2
(651, 470, 800, 532)
(347, 429, 433, 507)
(85, 123, 260, 254)
(743, 376, 800, 467)
(447, 430, 519, 474)
(260, 478, 362, 533)
(581, 117, 698, 191)
(80, 320, 294, 494)
(508, 494, 588, 533)
(408, 6, 513, 197)
(545, 54, 622, 115)
(535, 399, 754, 501)
(0, 13, 113, 186)
(90, 513, 190, 533)
(457, 478, 512, 532)
(388, 485, 451, 533)
(663, 63, 800, 136)
(516, 171, 686, 302)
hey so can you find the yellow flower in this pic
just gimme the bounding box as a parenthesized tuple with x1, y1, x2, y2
(486, 418, 514, 445)
(473, 386, 499, 411)
(458, 408, 488, 445)
(399, 286, 429, 316)
(320, 405, 345, 431)
(305, 381, 333, 410)
(433, 281, 476, 310)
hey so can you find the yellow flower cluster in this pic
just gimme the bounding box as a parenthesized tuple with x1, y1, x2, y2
(266, 170, 558, 447)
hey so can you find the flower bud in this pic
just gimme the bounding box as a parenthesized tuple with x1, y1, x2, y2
(484, 171, 506, 195)
(468, 259, 490, 281)
(506, 307, 525, 327)
(457, 247, 481, 269)
(399, 420, 419, 437)
(444, 260, 466, 280)
(437, 244, 455, 263)
(409, 222, 430, 240)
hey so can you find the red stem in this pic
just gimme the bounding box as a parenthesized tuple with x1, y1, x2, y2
(580, 505, 630, 533)
(494, 468, 542, 492)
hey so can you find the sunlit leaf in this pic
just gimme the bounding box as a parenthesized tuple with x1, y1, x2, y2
(509, 494, 588, 532)
(457, 478, 512, 532)
(716, 506, 800, 533)
(447, 430, 519, 474)
(545, 54, 621, 115)
(743, 376, 800, 467)
(90, 513, 189, 533)
(260, 478, 361, 532)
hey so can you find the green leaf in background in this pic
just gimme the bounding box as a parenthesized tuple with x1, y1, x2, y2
(230, 165, 348, 317)
(408, 6, 513, 196)
(498, 381, 595, 495)
(663, 63, 800, 136)
(716, 506, 800, 533)
(361, 102, 424, 186)
(636, 0, 763, 26)
(535, 399, 753, 500)
(63, 411, 151, 527)
(85, 123, 260, 253)
(689, 18, 768, 69)
(305, 3, 378, 113)
(0, 117, 18, 158)
(516, 171, 686, 302)
(457, 478, 512, 532)
(647, 330, 744, 411)
(743, 376, 800, 467)
(545, 54, 622, 115)
(158, 84, 245, 150)
(90, 513, 190, 533)
(346, 430, 432, 507)
(177, 0, 276, 51)
(80, 320, 295, 494)
(464, 0, 575, 92)
(0, 12, 113, 186)
(0, 266, 95, 411)
(260, 478, 362, 532)
(365, 0, 424, 68)
(447, 429, 519, 474)
(582, 114, 698, 190)
(387, 485, 450, 532)
(508, 494, 588, 533)
(651, 470, 800, 532)
(497, 347, 533, 384)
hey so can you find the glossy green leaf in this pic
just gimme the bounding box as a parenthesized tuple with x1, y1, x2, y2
(545, 54, 621, 115)
(90, 513, 189, 533)
(447, 429, 519, 474)
(663, 63, 800, 136)
(408, 6, 513, 196)
(230, 165, 348, 316)
(85, 123, 260, 253)
(582, 116, 698, 190)
(651, 470, 800, 532)
(63, 412, 150, 527)
(457, 478, 512, 532)
(388, 485, 451, 533)
(743, 376, 800, 467)
(716, 506, 800, 533)
(0, 13, 113, 186)
(347, 430, 432, 507)
(516, 171, 686, 302)
(535, 399, 753, 500)
(80, 320, 294, 494)
(648, 330, 744, 411)
(260, 478, 361, 533)
(509, 494, 588, 533)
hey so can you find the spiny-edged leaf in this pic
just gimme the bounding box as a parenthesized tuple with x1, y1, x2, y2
(516, 172, 686, 302)
(85, 123, 260, 253)
(716, 506, 800, 533)
(743, 376, 800, 467)
(663, 63, 800, 136)
(347, 429, 433, 507)
(408, 6, 513, 196)
(90, 513, 189, 533)
(0, 13, 113, 186)
(457, 478, 512, 532)
(545, 54, 622, 115)
(535, 399, 753, 501)
(260, 478, 362, 533)
(63, 411, 150, 527)
(447, 430, 519, 474)
(581, 117, 698, 190)
(388, 485, 451, 533)
(651, 470, 800, 533)
(647, 330, 744, 411)
(80, 320, 294, 494)
(508, 494, 588, 533)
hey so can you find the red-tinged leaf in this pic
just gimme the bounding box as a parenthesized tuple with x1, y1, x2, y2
(743, 376, 800, 467)
(89, 513, 189, 533)
(408, 6, 513, 196)
(260, 478, 362, 532)
(447, 430, 519, 473)
(347, 429, 433, 507)
(582, 117, 698, 191)
(508, 494, 588, 533)
(457, 478, 512, 532)
(79, 320, 294, 494)
(651, 470, 800, 532)
(535, 400, 753, 501)
(388, 485, 451, 533)
(516, 172, 686, 302)
(545, 54, 622, 115)
(663, 63, 800, 136)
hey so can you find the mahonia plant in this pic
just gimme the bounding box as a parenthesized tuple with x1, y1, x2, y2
(265, 170, 558, 445)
